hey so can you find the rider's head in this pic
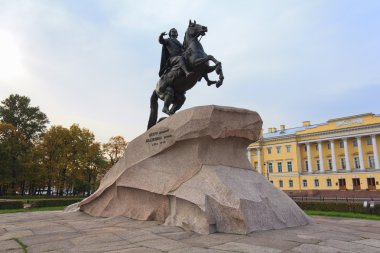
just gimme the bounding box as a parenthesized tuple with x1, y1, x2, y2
(169, 28, 178, 39)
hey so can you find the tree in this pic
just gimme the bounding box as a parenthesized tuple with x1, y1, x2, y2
(103, 136, 128, 166)
(0, 94, 49, 195)
(36, 125, 72, 196)
(36, 124, 107, 196)
(0, 123, 25, 195)
(0, 94, 49, 143)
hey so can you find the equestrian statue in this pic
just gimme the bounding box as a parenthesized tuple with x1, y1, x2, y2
(147, 20, 224, 129)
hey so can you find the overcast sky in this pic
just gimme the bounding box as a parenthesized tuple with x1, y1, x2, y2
(1, 0, 379, 142)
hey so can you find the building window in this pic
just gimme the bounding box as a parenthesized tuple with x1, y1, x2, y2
(339, 141, 344, 148)
(327, 143, 331, 150)
(367, 138, 373, 146)
(314, 179, 319, 187)
(286, 145, 291, 153)
(315, 144, 319, 151)
(304, 160, 308, 171)
(287, 161, 293, 172)
(268, 162, 273, 173)
(340, 157, 346, 169)
(316, 159, 320, 171)
(277, 162, 283, 173)
(328, 159, 333, 170)
(368, 155, 375, 168)
(267, 147, 272, 154)
(289, 180, 293, 188)
(279, 180, 283, 188)
(354, 157, 360, 169)
(304, 145, 307, 152)
(327, 178, 332, 187)
(276, 146, 281, 154)
(353, 139, 358, 147)
(302, 179, 307, 187)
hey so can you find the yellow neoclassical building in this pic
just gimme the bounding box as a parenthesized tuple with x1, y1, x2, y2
(249, 113, 380, 192)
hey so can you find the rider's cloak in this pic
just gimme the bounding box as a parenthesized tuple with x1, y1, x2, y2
(159, 45, 169, 77)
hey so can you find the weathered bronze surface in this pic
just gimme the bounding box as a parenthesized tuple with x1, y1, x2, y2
(148, 20, 224, 129)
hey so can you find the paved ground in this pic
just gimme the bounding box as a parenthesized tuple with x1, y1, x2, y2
(1, 211, 380, 253)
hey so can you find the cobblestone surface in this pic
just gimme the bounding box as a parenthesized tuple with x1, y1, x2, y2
(0, 211, 379, 253)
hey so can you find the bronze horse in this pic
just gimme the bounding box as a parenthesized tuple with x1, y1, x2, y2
(148, 20, 224, 129)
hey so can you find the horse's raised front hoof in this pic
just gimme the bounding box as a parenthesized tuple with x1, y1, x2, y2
(207, 80, 217, 86)
(216, 80, 223, 88)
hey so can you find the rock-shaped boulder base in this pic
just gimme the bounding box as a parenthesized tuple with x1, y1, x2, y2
(78, 105, 312, 234)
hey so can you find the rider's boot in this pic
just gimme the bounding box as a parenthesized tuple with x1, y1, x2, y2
(179, 58, 192, 78)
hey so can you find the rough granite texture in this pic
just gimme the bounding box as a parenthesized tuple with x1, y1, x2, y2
(78, 105, 313, 234)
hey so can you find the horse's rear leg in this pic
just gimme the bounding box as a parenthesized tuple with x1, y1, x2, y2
(169, 93, 186, 114)
(147, 90, 159, 130)
(162, 87, 174, 115)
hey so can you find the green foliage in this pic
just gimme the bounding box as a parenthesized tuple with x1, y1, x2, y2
(305, 210, 380, 220)
(36, 124, 108, 196)
(0, 94, 110, 197)
(103, 136, 128, 166)
(13, 238, 28, 253)
(29, 198, 83, 208)
(296, 201, 380, 216)
(0, 206, 66, 214)
(0, 94, 49, 142)
(0, 200, 24, 209)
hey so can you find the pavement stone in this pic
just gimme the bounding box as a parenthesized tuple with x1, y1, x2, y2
(180, 233, 244, 248)
(169, 247, 231, 253)
(0, 229, 34, 240)
(0, 239, 21, 251)
(211, 242, 282, 253)
(0, 250, 23, 253)
(1, 211, 380, 253)
(160, 231, 198, 240)
(320, 239, 380, 253)
(291, 243, 352, 253)
(354, 238, 380, 248)
(134, 237, 188, 251)
(236, 236, 300, 250)
(106, 247, 162, 253)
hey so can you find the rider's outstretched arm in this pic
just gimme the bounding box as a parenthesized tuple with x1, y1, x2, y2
(159, 32, 167, 45)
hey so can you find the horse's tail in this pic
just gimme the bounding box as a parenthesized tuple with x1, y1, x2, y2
(147, 90, 159, 130)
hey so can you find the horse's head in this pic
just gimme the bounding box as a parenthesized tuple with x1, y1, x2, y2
(186, 20, 207, 40)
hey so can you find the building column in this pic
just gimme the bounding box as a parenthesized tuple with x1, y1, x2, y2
(318, 141, 324, 172)
(372, 134, 380, 169)
(297, 143, 302, 171)
(256, 148, 262, 174)
(330, 139, 337, 172)
(356, 136, 365, 170)
(306, 142, 313, 173)
(343, 138, 351, 171)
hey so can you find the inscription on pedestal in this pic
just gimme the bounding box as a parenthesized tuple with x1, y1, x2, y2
(146, 128, 173, 147)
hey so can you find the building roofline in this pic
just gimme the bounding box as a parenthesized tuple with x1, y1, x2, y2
(327, 113, 374, 123)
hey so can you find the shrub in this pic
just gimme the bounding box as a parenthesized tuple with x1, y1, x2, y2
(30, 198, 83, 208)
(0, 201, 24, 210)
(296, 201, 380, 215)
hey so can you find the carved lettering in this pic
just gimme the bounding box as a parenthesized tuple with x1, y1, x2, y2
(146, 129, 173, 146)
